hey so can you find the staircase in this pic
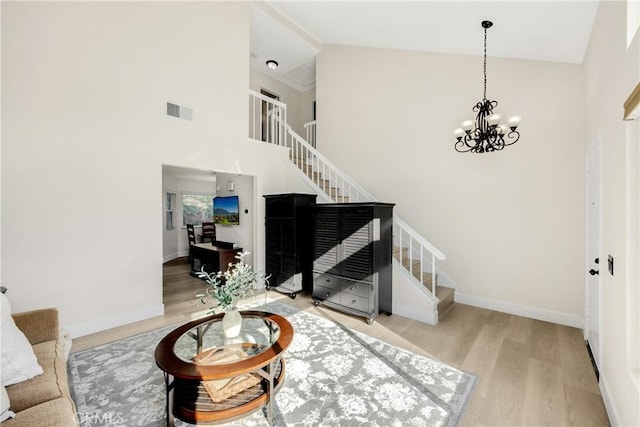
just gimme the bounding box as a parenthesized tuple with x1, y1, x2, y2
(249, 90, 455, 323)
(393, 247, 455, 317)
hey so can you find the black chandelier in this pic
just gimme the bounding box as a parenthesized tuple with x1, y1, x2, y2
(454, 21, 521, 153)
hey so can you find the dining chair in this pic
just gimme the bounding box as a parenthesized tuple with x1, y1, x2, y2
(186, 224, 197, 263)
(200, 222, 216, 243)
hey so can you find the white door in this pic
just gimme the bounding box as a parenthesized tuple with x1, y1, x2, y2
(585, 138, 601, 375)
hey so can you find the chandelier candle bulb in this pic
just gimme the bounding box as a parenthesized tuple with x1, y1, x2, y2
(462, 120, 474, 131)
(487, 114, 502, 126)
(508, 116, 521, 128)
(454, 128, 465, 139)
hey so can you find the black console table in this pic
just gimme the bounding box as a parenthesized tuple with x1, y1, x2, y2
(190, 242, 243, 277)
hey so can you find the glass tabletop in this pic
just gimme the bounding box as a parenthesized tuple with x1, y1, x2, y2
(173, 313, 281, 364)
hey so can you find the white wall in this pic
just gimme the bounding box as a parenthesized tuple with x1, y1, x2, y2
(1, 2, 316, 337)
(316, 45, 585, 326)
(583, 2, 640, 425)
(1, 1, 249, 335)
(213, 173, 255, 265)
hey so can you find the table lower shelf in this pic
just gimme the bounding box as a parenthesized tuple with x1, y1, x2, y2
(172, 360, 284, 425)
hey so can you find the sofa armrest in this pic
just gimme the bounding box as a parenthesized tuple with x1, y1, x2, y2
(12, 308, 59, 345)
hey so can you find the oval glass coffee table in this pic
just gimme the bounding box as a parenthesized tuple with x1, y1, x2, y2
(155, 311, 294, 426)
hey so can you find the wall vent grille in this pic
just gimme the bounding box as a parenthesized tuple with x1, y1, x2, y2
(166, 102, 192, 121)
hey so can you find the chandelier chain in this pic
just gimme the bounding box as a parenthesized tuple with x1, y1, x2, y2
(483, 26, 487, 100)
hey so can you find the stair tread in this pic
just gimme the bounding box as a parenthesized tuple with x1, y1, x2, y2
(437, 286, 454, 300)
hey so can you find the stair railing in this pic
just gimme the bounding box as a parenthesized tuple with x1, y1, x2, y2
(249, 89, 287, 146)
(394, 216, 446, 297)
(248, 90, 446, 300)
(304, 120, 317, 148)
(287, 127, 373, 203)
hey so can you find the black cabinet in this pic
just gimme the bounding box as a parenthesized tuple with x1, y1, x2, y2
(264, 194, 317, 298)
(311, 202, 394, 324)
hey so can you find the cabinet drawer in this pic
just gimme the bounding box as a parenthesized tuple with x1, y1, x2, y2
(341, 280, 372, 298)
(313, 273, 341, 290)
(313, 285, 341, 304)
(340, 293, 372, 314)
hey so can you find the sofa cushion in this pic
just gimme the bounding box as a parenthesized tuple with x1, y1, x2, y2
(1, 397, 76, 427)
(5, 341, 65, 412)
(11, 309, 59, 346)
(1, 294, 43, 386)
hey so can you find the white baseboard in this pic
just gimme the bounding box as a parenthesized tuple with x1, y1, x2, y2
(64, 303, 165, 339)
(163, 251, 190, 263)
(392, 303, 437, 325)
(163, 252, 178, 263)
(455, 292, 583, 328)
(599, 373, 618, 426)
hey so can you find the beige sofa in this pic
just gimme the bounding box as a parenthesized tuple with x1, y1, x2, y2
(4, 308, 77, 426)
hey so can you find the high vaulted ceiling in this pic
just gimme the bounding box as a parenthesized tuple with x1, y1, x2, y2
(250, 1, 599, 92)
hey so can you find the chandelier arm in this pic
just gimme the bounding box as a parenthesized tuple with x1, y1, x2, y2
(503, 130, 521, 146)
(454, 132, 483, 152)
(454, 138, 474, 153)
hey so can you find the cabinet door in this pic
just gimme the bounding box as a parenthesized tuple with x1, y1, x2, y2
(266, 219, 298, 288)
(279, 219, 297, 284)
(265, 220, 282, 285)
(313, 208, 340, 274)
(341, 207, 373, 281)
(266, 196, 294, 218)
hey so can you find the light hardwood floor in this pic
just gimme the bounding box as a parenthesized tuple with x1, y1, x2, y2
(71, 258, 610, 426)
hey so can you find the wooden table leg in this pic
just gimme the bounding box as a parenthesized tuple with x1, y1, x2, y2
(164, 372, 175, 427)
(267, 362, 274, 425)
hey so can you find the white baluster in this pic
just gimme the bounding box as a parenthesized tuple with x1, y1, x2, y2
(432, 254, 437, 297)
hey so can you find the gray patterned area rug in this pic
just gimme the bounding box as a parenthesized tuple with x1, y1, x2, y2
(68, 300, 476, 427)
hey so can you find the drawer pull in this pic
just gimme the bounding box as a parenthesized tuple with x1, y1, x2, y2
(326, 293, 331, 297)
(351, 300, 357, 305)
(350, 286, 356, 291)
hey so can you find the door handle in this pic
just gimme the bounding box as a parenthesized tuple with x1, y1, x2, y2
(589, 269, 599, 276)
(594, 258, 599, 264)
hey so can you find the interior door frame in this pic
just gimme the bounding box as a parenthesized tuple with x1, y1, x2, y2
(584, 135, 602, 377)
(260, 88, 280, 142)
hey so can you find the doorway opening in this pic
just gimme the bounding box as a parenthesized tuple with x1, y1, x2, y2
(161, 165, 257, 314)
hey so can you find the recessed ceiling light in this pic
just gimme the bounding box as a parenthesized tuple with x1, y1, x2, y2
(266, 60, 279, 71)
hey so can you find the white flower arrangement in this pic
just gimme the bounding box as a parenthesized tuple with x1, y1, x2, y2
(196, 251, 269, 313)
